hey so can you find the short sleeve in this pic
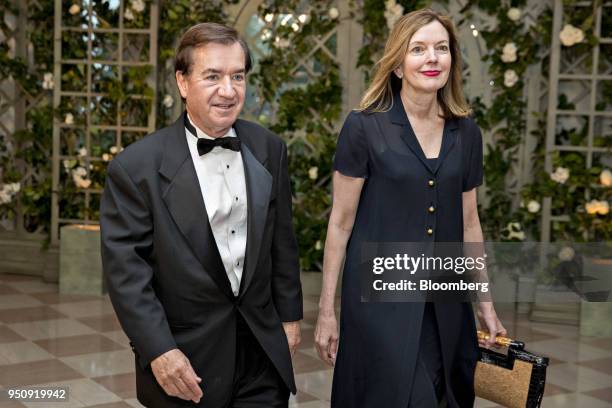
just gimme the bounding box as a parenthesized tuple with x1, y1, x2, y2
(333, 111, 369, 178)
(462, 122, 484, 192)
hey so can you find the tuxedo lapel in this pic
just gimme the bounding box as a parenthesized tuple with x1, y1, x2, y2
(158, 113, 234, 299)
(234, 120, 272, 297)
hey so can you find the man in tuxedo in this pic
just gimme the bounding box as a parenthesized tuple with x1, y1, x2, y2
(100, 22, 302, 408)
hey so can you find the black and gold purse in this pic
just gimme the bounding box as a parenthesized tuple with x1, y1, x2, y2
(474, 331, 549, 408)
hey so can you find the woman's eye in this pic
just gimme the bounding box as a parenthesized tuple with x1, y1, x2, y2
(437, 45, 449, 52)
(411, 47, 424, 53)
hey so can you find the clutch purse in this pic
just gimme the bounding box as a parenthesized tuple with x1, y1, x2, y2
(474, 331, 549, 408)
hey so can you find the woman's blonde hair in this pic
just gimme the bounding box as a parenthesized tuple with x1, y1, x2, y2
(358, 9, 471, 118)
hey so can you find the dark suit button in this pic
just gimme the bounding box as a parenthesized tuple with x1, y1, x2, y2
(231, 230, 235, 234)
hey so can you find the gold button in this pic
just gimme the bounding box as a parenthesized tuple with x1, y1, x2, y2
(428, 179, 435, 187)
(427, 228, 433, 235)
(428, 206, 435, 213)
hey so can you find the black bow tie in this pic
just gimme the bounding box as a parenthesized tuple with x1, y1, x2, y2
(184, 113, 241, 155)
(197, 137, 241, 155)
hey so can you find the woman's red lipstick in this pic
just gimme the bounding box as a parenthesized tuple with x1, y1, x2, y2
(422, 70, 441, 77)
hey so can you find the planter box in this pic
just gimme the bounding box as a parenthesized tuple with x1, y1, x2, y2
(59, 225, 105, 295)
(0, 232, 58, 281)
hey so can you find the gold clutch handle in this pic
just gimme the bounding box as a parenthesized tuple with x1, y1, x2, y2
(477, 330, 525, 349)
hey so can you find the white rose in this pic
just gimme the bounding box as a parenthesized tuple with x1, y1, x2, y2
(585, 199, 609, 215)
(550, 166, 570, 184)
(274, 37, 290, 49)
(124, 8, 134, 21)
(508, 230, 525, 241)
(558, 246, 575, 262)
(9, 182, 20, 193)
(78, 147, 88, 157)
(73, 166, 87, 177)
(507, 7, 521, 22)
(130, 0, 145, 13)
(110, 146, 119, 154)
(102, 153, 111, 162)
(264, 13, 274, 23)
(328, 7, 339, 20)
(315, 240, 322, 250)
(291, 22, 300, 32)
(559, 24, 584, 47)
(504, 69, 519, 87)
(308, 166, 318, 180)
(162, 94, 174, 108)
(42, 72, 54, 90)
(384, 0, 404, 30)
(64, 113, 74, 125)
(600, 169, 612, 187)
(298, 14, 309, 24)
(0, 190, 11, 204)
(501, 42, 517, 63)
(527, 200, 541, 213)
(68, 4, 80, 15)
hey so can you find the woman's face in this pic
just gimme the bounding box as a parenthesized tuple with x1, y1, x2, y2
(395, 20, 452, 94)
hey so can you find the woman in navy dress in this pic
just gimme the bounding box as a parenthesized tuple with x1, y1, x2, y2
(315, 9, 507, 407)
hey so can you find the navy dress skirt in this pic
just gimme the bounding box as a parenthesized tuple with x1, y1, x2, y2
(330, 95, 483, 408)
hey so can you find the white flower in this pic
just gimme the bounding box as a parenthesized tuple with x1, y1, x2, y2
(73, 166, 87, 177)
(291, 22, 300, 32)
(274, 37, 290, 49)
(74, 176, 92, 189)
(328, 7, 339, 20)
(162, 94, 174, 108)
(527, 200, 541, 213)
(0, 190, 11, 204)
(124, 8, 134, 21)
(8, 182, 20, 193)
(560, 24, 584, 47)
(78, 147, 88, 157)
(68, 4, 80, 15)
(63, 159, 76, 169)
(505, 222, 525, 241)
(507, 7, 521, 22)
(384, 0, 404, 30)
(298, 14, 309, 24)
(315, 240, 322, 250)
(42, 72, 54, 90)
(308, 166, 318, 180)
(585, 199, 609, 215)
(102, 153, 111, 162)
(264, 13, 274, 23)
(600, 169, 612, 187)
(558, 246, 575, 262)
(130, 0, 145, 13)
(501, 42, 517, 63)
(64, 113, 74, 125)
(503, 69, 519, 87)
(110, 146, 119, 154)
(550, 166, 570, 184)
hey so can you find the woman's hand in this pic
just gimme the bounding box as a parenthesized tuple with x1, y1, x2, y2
(477, 302, 507, 348)
(315, 309, 339, 366)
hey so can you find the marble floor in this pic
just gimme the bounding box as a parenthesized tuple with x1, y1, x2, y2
(0, 273, 610, 407)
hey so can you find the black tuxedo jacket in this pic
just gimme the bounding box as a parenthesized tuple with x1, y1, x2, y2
(100, 113, 302, 407)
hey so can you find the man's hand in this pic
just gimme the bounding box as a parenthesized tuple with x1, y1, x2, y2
(282, 321, 301, 357)
(477, 302, 507, 348)
(150, 348, 203, 403)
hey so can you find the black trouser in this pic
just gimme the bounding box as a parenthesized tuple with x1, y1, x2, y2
(408, 303, 447, 407)
(228, 312, 289, 408)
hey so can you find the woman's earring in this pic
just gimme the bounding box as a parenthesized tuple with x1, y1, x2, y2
(396, 71, 403, 79)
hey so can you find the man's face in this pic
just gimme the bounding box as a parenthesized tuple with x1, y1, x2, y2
(176, 42, 246, 137)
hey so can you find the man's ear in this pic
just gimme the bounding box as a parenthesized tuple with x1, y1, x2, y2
(175, 71, 188, 99)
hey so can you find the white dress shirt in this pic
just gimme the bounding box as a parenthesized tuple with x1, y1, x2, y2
(185, 115, 248, 296)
